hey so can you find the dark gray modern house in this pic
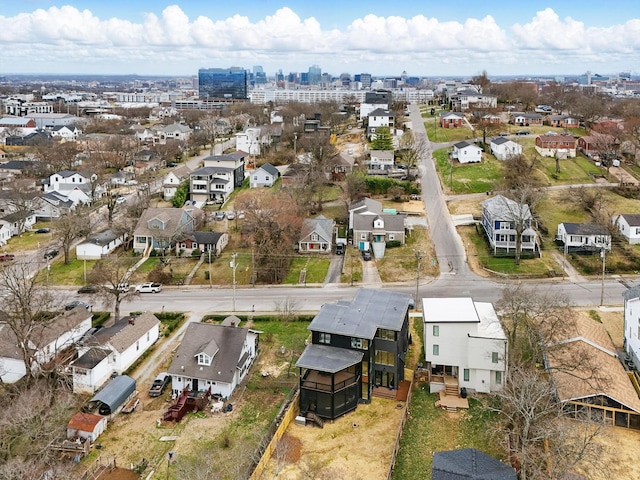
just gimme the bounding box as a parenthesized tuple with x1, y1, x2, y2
(296, 288, 412, 420)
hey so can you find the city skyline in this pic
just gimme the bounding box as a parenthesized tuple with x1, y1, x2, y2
(0, 1, 639, 78)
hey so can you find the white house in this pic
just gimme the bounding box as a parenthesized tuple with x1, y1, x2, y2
(614, 214, 640, 245)
(76, 229, 127, 260)
(481, 195, 539, 255)
(250, 163, 280, 188)
(167, 322, 259, 399)
(50, 125, 82, 141)
(0, 306, 93, 383)
(32, 192, 74, 221)
(348, 197, 383, 230)
(556, 222, 611, 253)
(43, 170, 100, 205)
(235, 127, 264, 156)
(163, 165, 191, 200)
(367, 108, 395, 140)
(67, 412, 107, 443)
(490, 137, 523, 161)
(367, 150, 395, 171)
(0, 210, 36, 237)
(452, 141, 482, 164)
(298, 215, 335, 254)
(624, 285, 640, 368)
(159, 123, 191, 142)
(71, 312, 160, 393)
(0, 223, 11, 246)
(423, 297, 507, 394)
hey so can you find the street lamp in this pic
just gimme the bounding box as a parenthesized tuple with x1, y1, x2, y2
(414, 250, 422, 310)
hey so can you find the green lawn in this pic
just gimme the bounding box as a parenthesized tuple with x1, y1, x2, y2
(283, 256, 331, 284)
(433, 148, 503, 194)
(425, 119, 474, 143)
(2, 224, 55, 253)
(393, 391, 502, 480)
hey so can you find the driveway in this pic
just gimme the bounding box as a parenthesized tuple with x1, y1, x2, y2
(362, 258, 382, 287)
(323, 254, 344, 285)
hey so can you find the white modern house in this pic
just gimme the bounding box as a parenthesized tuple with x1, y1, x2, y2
(167, 322, 259, 400)
(624, 285, 640, 369)
(452, 141, 482, 164)
(42, 170, 102, 205)
(367, 150, 395, 171)
(70, 312, 160, 393)
(490, 137, 523, 161)
(0, 306, 93, 383)
(614, 214, 640, 245)
(162, 165, 191, 200)
(367, 108, 395, 140)
(235, 127, 264, 156)
(422, 297, 507, 394)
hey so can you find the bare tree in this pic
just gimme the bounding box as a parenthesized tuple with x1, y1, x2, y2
(55, 208, 93, 265)
(0, 263, 58, 380)
(87, 256, 138, 321)
(397, 130, 428, 180)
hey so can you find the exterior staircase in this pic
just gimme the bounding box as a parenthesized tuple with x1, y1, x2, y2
(305, 411, 324, 428)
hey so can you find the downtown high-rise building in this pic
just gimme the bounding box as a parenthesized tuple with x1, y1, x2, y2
(198, 67, 248, 100)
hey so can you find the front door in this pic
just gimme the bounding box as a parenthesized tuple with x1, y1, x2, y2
(374, 371, 395, 389)
(192, 378, 199, 392)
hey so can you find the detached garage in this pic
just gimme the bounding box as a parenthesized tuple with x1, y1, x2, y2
(89, 375, 136, 416)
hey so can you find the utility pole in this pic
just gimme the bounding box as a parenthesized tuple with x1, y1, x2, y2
(414, 250, 422, 310)
(208, 248, 212, 289)
(231, 253, 238, 312)
(600, 248, 606, 306)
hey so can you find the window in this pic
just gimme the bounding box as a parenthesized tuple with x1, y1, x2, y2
(389, 234, 395, 240)
(311, 234, 319, 241)
(136, 340, 139, 351)
(319, 332, 331, 345)
(253, 176, 257, 180)
(376, 329, 396, 341)
(197, 353, 212, 366)
(432, 325, 439, 337)
(351, 337, 369, 349)
(375, 350, 395, 366)
(463, 369, 469, 382)
(361, 233, 367, 240)
(433, 344, 439, 356)
(495, 371, 502, 384)
(492, 352, 499, 363)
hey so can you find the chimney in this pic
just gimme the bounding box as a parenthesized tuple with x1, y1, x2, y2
(128, 318, 135, 325)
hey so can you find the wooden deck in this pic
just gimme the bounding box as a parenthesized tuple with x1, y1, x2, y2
(436, 390, 469, 412)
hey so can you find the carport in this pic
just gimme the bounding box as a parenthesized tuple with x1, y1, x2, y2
(90, 375, 136, 415)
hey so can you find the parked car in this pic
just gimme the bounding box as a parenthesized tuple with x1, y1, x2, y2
(498, 132, 509, 137)
(167, 162, 178, 168)
(77, 285, 98, 294)
(117, 282, 130, 292)
(226, 211, 235, 221)
(135, 282, 162, 293)
(35, 228, 50, 234)
(115, 196, 126, 205)
(214, 211, 226, 221)
(148, 372, 171, 397)
(336, 244, 345, 255)
(237, 211, 245, 220)
(44, 249, 58, 259)
(0, 253, 15, 262)
(515, 129, 531, 135)
(362, 250, 372, 261)
(65, 300, 91, 311)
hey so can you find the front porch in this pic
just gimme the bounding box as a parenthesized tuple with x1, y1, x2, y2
(429, 374, 469, 412)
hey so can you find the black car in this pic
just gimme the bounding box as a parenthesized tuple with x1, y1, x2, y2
(167, 162, 178, 168)
(515, 129, 531, 135)
(43, 249, 58, 259)
(77, 285, 98, 294)
(35, 228, 50, 234)
(362, 250, 372, 261)
(65, 300, 91, 311)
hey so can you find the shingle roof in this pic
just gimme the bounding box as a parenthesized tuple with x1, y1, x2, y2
(91, 312, 159, 353)
(258, 163, 279, 176)
(296, 344, 363, 373)
(560, 223, 609, 236)
(167, 323, 250, 384)
(481, 195, 532, 221)
(432, 448, 516, 480)
(307, 288, 411, 339)
(353, 213, 406, 232)
(300, 215, 335, 243)
(619, 214, 640, 227)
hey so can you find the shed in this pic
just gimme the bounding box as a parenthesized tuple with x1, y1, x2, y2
(67, 412, 107, 442)
(90, 374, 136, 415)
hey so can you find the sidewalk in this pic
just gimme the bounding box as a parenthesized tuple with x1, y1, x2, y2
(550, 251, 585, 282)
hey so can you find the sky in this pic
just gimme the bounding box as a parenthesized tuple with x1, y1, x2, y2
(1, 1, 639, 78)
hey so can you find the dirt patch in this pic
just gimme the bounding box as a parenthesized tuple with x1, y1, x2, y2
(609, 166, 639, 185)
(264, 398, 406, 479)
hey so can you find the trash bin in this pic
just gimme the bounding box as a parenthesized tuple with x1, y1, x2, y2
(460, 387, 467, 399)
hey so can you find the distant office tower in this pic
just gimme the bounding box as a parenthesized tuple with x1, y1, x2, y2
(308, 65, 322, 85)
(276, 70, 284, 83)
(360, 73, 372, 89)
(300, 72, 310, 85)
(198, 67, 248, 100)
(340, 73, 351, 88)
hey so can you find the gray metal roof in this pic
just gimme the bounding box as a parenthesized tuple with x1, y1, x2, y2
(308, 288, 411, 339)
(432, 448, 516, 480)
(90, 375, 136, 411)
(296, 344, 363, 373)
(258, 163, 279, 176)
(560, 222, 609, 236)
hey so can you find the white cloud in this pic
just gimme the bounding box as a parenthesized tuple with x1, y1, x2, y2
(0, 5, 637, 75)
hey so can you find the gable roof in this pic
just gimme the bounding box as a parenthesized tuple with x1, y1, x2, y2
(481, 195, 532, 220)
(296, 344, 364, 373)
(454, 141, 482, 151)
(300, 215, 335, 242)
(619, 213, 640, 226)
(348, 197, 383, 214)
(307, 288, 411, 340)
(368, 108, 394, 117)
(80, 229, 122, 247)
(547, 313, 640, 413)
(560, 223, 609, 236)
(432, 448, 516, 480)
(134, 206, 203, 238)
(258, 163, 279, 176)
(91, 312, 159, 353)
(167, 323, 251, 384)
(353, 213, 406, 232)
(68, 412, 105, 432)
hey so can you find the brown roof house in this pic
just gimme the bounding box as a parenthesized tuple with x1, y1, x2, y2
(70, 312, 160, 394)
(67, 412, 108, 443)
(132, 206, 204, 254)
(167, 322, 259, 400)
(534, 134, 577, 158)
